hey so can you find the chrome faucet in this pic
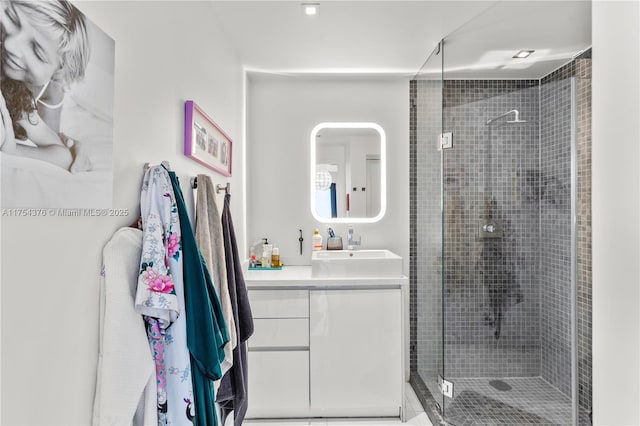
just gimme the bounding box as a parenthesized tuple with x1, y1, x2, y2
(347, 225, 361, 250)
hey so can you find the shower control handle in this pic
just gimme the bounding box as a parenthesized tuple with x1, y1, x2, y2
(478, 218, 502, 239)
(483, 224, 496, 233)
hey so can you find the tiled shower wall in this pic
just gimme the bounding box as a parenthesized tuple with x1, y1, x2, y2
(540, 53, 592, 413)
(539, 75, 575, 398)
(576, 56, 592, 415)
(410, 53, 592, 415)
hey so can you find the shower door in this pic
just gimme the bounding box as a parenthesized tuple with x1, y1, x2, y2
(410, 40, 446, 416)
(439, 74, 581, 424)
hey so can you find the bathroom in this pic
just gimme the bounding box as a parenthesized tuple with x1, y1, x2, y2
(0, 1, 638, 425)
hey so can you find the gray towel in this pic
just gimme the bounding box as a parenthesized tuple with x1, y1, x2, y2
(195, 175, 237, 381)
(217, 193, 254, 426)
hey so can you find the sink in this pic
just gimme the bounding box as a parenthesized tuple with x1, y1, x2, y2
(311, 249, 403, 278)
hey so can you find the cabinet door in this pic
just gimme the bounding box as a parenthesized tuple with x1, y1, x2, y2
(309, 289, 402, 417)
(246, 350, 310, 418)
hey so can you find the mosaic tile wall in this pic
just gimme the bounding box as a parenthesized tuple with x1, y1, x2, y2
(539, 75, 574, 398)
(410, 52, 592, 421)
(575, 58, 592, 417)
(540, 52, 593, 415)
(409, 80, 417, 374)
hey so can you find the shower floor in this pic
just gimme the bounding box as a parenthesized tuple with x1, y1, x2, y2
(421, 376, 591, 425)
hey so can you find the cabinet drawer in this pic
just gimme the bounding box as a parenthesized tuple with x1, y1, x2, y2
(250, 318, 309, 348)
(249, 289, 308, 318)
(246, 350, 310, 418)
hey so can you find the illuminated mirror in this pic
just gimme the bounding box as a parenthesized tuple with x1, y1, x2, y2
(310, 122, 386, 223)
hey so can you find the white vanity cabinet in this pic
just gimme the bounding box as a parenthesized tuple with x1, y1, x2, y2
(246, 289, 310, 418)
(244, 267, 407, 421)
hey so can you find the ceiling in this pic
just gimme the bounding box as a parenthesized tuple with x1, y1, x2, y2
(211, 0, 592, 79)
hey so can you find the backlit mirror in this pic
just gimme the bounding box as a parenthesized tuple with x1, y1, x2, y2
(310, 122, 386, 223)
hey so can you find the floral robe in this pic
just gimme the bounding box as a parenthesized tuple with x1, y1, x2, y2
(135, 165, 195, 425)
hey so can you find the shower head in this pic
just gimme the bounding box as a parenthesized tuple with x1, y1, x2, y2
(486, 109, 526, 125)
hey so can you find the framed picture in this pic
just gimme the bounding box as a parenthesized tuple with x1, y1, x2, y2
(184, 100, 232, 176)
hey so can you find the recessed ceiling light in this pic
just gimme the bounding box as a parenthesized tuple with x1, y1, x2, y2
(302, 3, 319, 16)
(513, 50, 535, 59)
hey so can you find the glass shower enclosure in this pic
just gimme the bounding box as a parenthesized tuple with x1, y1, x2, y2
(409, 3, 592, 425)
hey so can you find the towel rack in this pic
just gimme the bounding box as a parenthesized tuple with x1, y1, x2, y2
(190, 176, 230, 194)
(217, 182, 231, 194)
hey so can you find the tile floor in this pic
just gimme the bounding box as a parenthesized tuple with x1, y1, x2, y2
(444, 377, 591, 426)
(233, 383, 433, 426)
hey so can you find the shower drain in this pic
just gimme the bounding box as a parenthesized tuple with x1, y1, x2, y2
(489, 379, 512, 391)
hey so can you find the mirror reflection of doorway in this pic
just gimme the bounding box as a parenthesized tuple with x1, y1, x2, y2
(366, 156, 381, 217)
(315, 183, 338, 218)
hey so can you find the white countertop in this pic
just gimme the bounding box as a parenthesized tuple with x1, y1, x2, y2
(244, 265, 408, 288)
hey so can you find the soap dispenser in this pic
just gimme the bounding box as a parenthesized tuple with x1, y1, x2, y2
(261, 238, 273, 268)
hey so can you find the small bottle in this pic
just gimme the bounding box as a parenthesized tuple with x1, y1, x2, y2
(312, 229, 323, 251)
(271, 247, 281, 268)
(261, 238, 273, 268)
(261, 250, 270, 268)
(249, 253, 257, 268)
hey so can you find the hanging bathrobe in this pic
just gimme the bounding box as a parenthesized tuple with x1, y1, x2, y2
(93, 227, 157, 426)
(217, 193, 254, 426)
(167, 171, 229, 426)
(135, 165, 195, 426)
(194, 174, 237, 381)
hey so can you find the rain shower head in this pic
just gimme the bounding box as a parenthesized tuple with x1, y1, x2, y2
(486, 109, 526, 125)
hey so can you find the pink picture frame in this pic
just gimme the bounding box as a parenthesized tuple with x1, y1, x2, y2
(184, 100, 232, 176)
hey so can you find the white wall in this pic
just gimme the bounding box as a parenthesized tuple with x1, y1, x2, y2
(592, 1, 640, 424)
(0, 2, 244, 424)
(246, 76, 410, 271)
